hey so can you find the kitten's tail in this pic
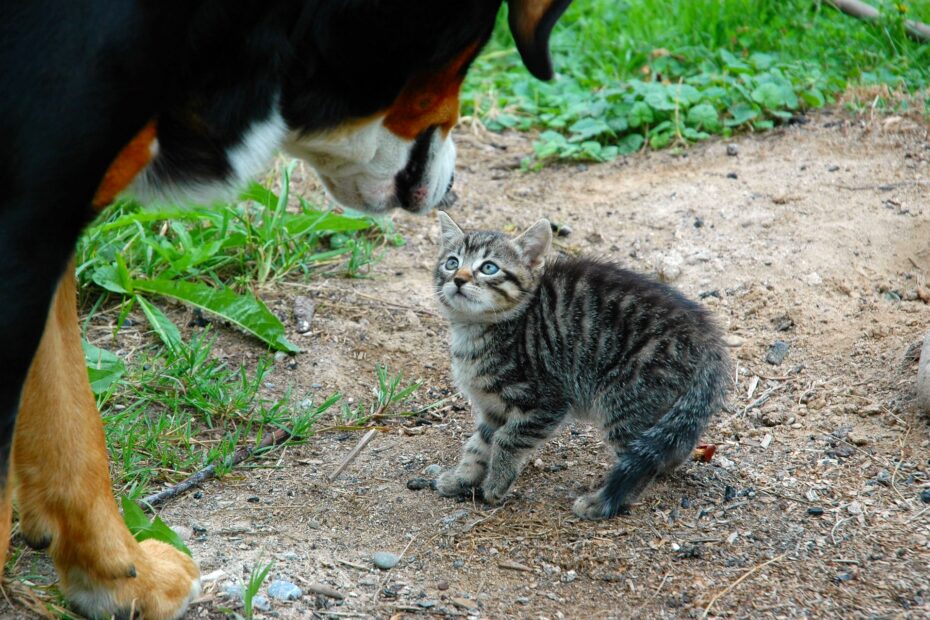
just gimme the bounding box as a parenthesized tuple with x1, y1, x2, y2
(601, 345, 731, 517)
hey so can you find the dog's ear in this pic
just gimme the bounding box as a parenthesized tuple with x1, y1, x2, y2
(507, 0, 573, 80)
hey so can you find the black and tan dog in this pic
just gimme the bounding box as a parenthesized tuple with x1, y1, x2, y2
(0, 1, 571, 617)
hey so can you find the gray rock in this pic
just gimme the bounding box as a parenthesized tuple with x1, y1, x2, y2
(372, 552, 399, 570)
(765, 340, 790, 365)
(561, 570, 577, 583)
(223, 583, 244, 602)
(268, 579, 303, 601)
(452, 559, 465, 569)
(252, 595, 271, 611)
(424, 464, 443, 477)
(418, 600, 438, 609)
(875, 469, 892, 486)
(170, 525, 193, 542)
(726, 144, 738, 156)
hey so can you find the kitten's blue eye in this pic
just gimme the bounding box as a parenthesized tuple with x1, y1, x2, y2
(444, 256, 459, 271)
(479, 261, 500, 275)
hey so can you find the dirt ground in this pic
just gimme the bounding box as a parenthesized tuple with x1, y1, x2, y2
(6, 111, 930, 619)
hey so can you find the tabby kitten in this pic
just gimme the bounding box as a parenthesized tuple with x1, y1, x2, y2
(433, 212, 731, 520)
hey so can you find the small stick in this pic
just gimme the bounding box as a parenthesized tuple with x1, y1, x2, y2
(702, 554, 786, 618)
(140, 427, 291, 509)
(328, 429, 378, 482)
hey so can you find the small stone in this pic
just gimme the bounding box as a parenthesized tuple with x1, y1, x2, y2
(722, 334, 744, 348)
(533, 458, 544, 469)
(827, 164, 840, 172)
(516, 596, 530, 605)
(726, 172, 738, 179)
(268, 579, 303, 601)
(723, 486, 737, 502)
(407, 478, 434, 491)
(170, 525, 193, 542)
(761, 410, 786, 427)
(293, 296, 315, 334)
(656, 253, 683, 282)
(372, 552, 399, 570)
(772, 314, 794, 332)
(726, 144, 739, 156)
(561, 570, 577, 583)
(274, 351, 287, 363)
(452, 559, 465, 569)
(765, 340, 790, 365)
(847, 501, 863, 515)
(848, 432, 868, 446)
(223, 583, 244, 601)
(680, 497, 691, 509)
(451, 597, 478, 611)
(424, 464, 443, 477)
(920, 489, 930, 504)
(252, 595, 271, 612)
(437, 581, 449, 591)
(807, 506, 824, 516)
(418, 601, 438, 609)
(193, 491, 203, 500)
(804, 272, 823, 286)
(874, 469, 892, 486)
(247, 496, 260, 503)
(191, 522, 207, 534)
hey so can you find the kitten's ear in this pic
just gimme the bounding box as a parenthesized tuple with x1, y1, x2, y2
(436, 211, 464, 250)
(514, 219, 552, 269)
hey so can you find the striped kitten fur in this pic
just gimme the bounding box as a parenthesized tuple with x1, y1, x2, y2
(433, 212, 731, 520)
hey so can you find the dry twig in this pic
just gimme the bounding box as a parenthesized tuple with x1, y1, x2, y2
(702, 553, 786, 618)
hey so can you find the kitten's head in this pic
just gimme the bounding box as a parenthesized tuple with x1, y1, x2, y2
(434, 211, 552, 322)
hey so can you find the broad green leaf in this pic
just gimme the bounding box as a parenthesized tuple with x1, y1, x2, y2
(92, 265, 129, 294)
(616, 133, 645, 155)
(135, 296, 182, 352)
(131, 278, 298, 353)
(751, 82, 786, 110)
(686, 103, 721, 131)
(726, 102, 759, 126)
(83, 340, 125, 395)
(628, 101, 654, 128)
(121, 497, 192, 557)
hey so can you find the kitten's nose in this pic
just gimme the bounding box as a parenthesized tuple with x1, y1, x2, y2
(453, 276, 467, 288)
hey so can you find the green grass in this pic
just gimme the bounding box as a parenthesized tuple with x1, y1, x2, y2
(464, 0, 930, 162)
(75, 163, 417, 502)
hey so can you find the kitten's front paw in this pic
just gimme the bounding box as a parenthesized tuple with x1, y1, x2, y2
(572, 492, 610, 520)
(436, 471, 480, 498)
(480, 477, 513, 506)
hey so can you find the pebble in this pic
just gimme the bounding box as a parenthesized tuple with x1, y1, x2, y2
(268, 579, 303, 601)
(171, 525, 193, 542)
(452, 597, 478, 611)
(252, 595, 271, 611)
(372, 552, 399, 570)
(516, 596, 530, 605)
(875, 469, 892, 486)
(274, 351, 287, 363)
(561, 570, 577, 583)
(437, 581, 449, 591)
(191, 522, 207, 534)
(921, 489, 930, 504)
(848, 432, 869, 446)
(765, 340, 790, 365)
(726, 144, 739, 156)
(723, 486, 737, 502)
(293, 296, 315, 334)
(533, 458, 545, 469)
(424, 464, 443, 477)
(726, 171, 738, 179)
(452, 559, 465, 569)
(656, 253, 683, 282)
(406, 478, 434, 491)
(807, 507, 825, 516)
(418, 601, 438, 609)
(722, 334, 744, 348)
(847, 501, 863, 515)
(804, 272, 823, 286)
(680, 497, 691, 509)
(223, 583, 244, 601)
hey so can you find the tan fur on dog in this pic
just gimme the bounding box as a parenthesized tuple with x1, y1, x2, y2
(2, 264, 199, 619)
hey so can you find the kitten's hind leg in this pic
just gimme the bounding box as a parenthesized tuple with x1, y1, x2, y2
(436, 418, 499, 498)
(482, 411, 563, 505)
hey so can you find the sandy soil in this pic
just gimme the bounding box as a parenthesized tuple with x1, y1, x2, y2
(5, 111, 930, 619)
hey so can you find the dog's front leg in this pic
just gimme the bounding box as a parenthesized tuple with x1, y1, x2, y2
(13, 263, 201, 620)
